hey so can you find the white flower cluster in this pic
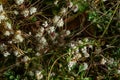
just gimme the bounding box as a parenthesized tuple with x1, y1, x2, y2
(60, 7, 67, 15)
(30, 7, 37, 15)
(13, 30, 24, 43)
(68, 55, 80, 71)
(3, 51, 10, 57)
(0, 43, 7, 52)
(68, 60, 77, 71)
(14, 50, 22, 57)
(15, 0, 24, 5)
(42, 21, 48, 27)
(0, 4, 14, 37)
(35, 70, 43, 80)
(22, 56, 30, 62)
(52, 15, 64, 27)
(67, 38, 94, 71)
(82, 62, 88, 70)
(73, 4, 79, 13)
(0, 4, 3, 12)
(81, 46, 89, 58)
(22, 7, 37, 17)
(68, 1, 73, 8)
(101, 58, 106, 65)
(0, 4, 7, 23)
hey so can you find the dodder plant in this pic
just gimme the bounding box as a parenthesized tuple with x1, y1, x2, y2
(0, 0, 120, 80)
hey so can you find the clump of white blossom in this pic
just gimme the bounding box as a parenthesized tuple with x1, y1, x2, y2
(13, 30, 24, 43)
(0, 4, 4, 12)
(54, 0, 59, 5)
(0, 0, 116, 79)
(42, 21, 48, 27)
(3, 51, 10, 57)
(22, 56, 30, 62)
(15, 0, 24, 5)
(13, 10, 19, 15)
(67, 38, 94, 71)
(68, 1, 73, 8)
(82, 62, 88, 70)
(35, 70, 43, 80)
(52, 15, 64, 27)
(21, 9, 29, 17)
(60, 7, 67, 15)
(72, 4, 79, 13)
(101, 58, 106, 65)
(14, 50, 22, 57)
(30, 7, 37, 15)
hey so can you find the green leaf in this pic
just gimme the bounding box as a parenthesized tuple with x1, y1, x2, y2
(31, 17, 37, 22)
(9, 75, 14, 79)
(77, 64, 85, 74)
(16, 25, 20, 29)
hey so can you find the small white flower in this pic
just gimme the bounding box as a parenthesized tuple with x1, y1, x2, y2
(84, 38, 89, 42)
(66, 30, 71, 36)
(0, 4, 3, 13)
(68, 61, 76, 71)
(54, 0, 58, 5)
(4, 30, 11, 36)
(22, 9, 29, 17)
(35, 28, 44, 38)
(15, 0, 24, 5)
(22, 56, 30, 62)
(0, 13, 7, 23)
(78, 40, 83, 45)
(42, 21, 48, 27)
(101, 58, 106, 65)
(57, 18, 64, 27)
(29, 71, 34, 77)
(14, 30, 24, 43)
(84, 53, 90, 58)
(53, 15, 60, 24)
(3, 51, 10, 57)
(35, 52, 41, 56)
(0, 43, 7, 51)
(73, 53, 82, 60)
(8, 41, 12, 44)
(53, 16, 64, 27)
(47, 26, 55, 34)
(13, 10, 19, 15)
(83, 62, 88, 70)
(14, 50, 19, 56)
(29, 32, 32, 35)
(14, 34, 24, 42)
(35, 32, 43, 38)
(5, 22, 12, 30)
(30, 7, 37, 15)
(40, 37, 47, 45)
(70, 43, 75, 49)
(68, 1, 73, 8)
(40, 27, 45, 33)
(88, 45, 93, 49)
(50, 72, 55, 77)
(108, 58, 114, 65)
(14, 50, 21, 57)
(73, 4, 79, 13)
(117, 70, 120, 74)
(81, 46, 87, 54)
(35, 70, 43, 80)
(60, 7, 67, 14)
